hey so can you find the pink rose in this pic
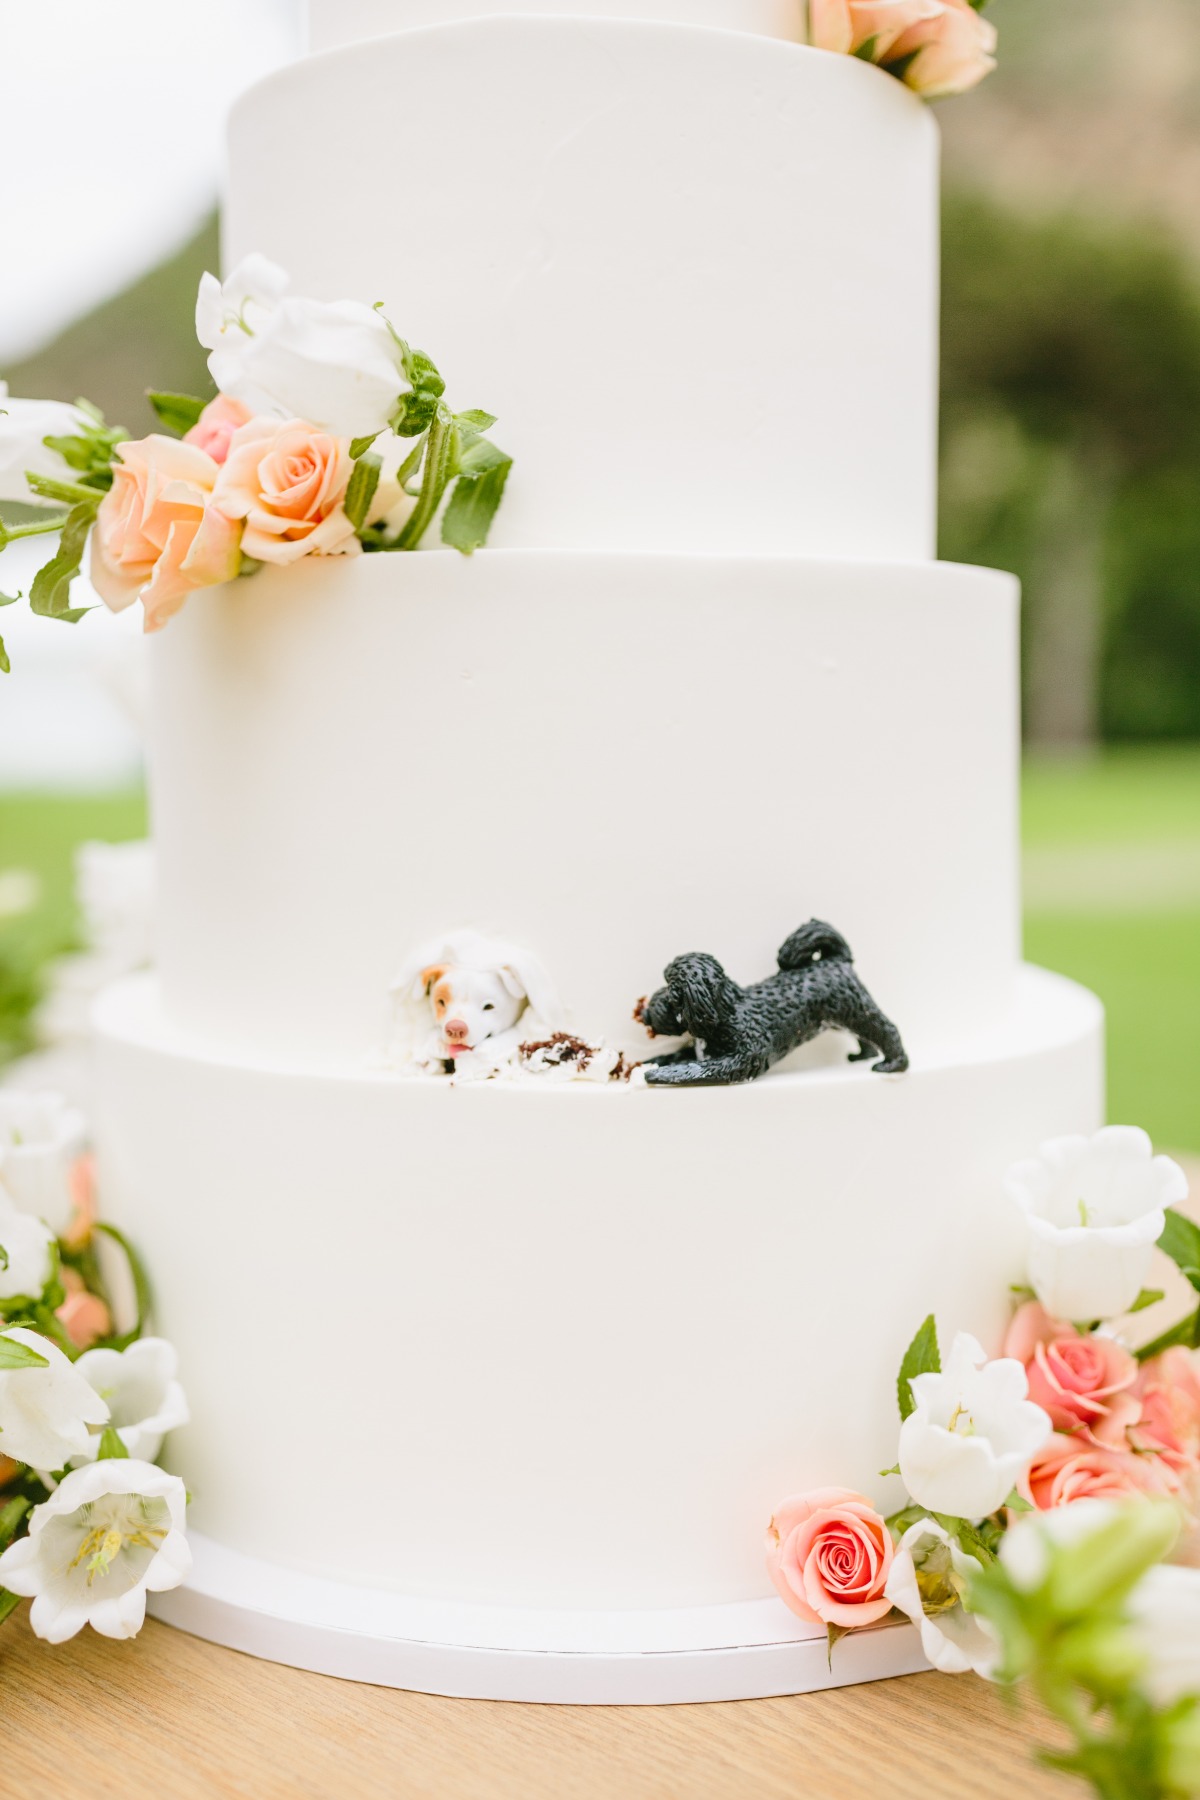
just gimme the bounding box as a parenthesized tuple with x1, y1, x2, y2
(212, 417, 358, 565)
(91, 435, 243, 632)
(888, 0, 997, 98)
(1004, 1302, 1140, 1447)
(55, 1267, 112, 1352)
(766, 1487, 894, 1628)
(1132, 1348, 1200, 1477)
(184, 394, 253, 466)
(1025, 1433, 1176, 1511)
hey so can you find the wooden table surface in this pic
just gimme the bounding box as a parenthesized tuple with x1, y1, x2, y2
(0, 1607, 1070, 1800)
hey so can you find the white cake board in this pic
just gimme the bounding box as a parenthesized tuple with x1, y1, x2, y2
(150, 1533, 930, 1704)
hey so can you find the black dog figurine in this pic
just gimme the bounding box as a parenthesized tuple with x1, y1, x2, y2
(633, 920, 908, 1087)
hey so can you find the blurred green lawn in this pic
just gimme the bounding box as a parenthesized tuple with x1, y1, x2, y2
(0, 755, 1197, 1148)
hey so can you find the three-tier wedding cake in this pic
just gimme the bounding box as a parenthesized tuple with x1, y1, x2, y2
(92, 0, 1105, 1701)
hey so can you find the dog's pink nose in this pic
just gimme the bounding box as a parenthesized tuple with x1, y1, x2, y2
(444, 1019, 470, 1044)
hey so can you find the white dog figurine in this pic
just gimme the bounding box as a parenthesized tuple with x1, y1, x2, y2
(390, 930, 563, 1080)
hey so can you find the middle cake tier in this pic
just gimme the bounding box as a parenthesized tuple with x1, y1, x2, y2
(150, 552, 1021, 1069)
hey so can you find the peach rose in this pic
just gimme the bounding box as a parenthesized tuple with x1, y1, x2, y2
(184, 394, 253, 466)
(1004, 1302, 1140, 1447)
(1132, 1348, 1200, 1478)
(55, 1267, 111, 1352)
(808, 0, 942, 59)
(60, 1153, 98, 1254)
(888, 0, 997, 98)
(212, 417, 359, 565)
(808, 0, 996, 98)
(1025, 1433, 1176, 1511)
(91, 434, 243, 632)
(766, 1487, 894, 1628)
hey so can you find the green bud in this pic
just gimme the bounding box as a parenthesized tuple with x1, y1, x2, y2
(1049, 1505, 1181, 1618)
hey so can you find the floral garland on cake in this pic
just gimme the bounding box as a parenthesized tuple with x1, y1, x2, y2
(0, 1118, 190, 1642)
(0, 256, 511, 666)
(801, 0, 997, 98)
(766, 1126, 1200, 1797)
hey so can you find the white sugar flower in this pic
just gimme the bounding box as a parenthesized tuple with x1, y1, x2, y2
(197, 254, 406, 439)
(0, 1327, 108, 1470)
(1128, 1562, 1200, 1707)
(0, 1458, 190, 1642)
(1007, 1127, 1188, 1323)
(0, 1195, 55, 1302)
(71, 1338, 188, 1465)
(898, 1333, 1052, 1521)
(0, 1089, 86, 1234)
(883, 1517, 1000, 1677)
(0, 381, 92, 505)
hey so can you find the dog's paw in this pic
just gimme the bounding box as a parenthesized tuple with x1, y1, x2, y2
(872, 1055, 909, 1075)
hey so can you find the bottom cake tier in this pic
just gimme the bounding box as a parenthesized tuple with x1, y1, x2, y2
(94, 966, 1102, 1616)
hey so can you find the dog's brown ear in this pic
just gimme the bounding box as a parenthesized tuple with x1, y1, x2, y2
(419, 963, 448, 996)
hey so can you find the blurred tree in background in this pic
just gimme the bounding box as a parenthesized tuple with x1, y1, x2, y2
(941, 192, 1200, 748)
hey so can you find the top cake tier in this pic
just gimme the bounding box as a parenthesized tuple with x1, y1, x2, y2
(227, 17, 939, 558)
(308, 0, 807, 53)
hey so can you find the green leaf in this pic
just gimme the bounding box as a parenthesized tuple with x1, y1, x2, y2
(0, 591, 20, 607)
(1127, 1288, 1166, 1316)
(1003, 1488, 1033, 1514)
(853, 33, 880, 60)
(344, 451, 382, 531)
(455, 409, 497, 436)
(349, 433, 380, 460)
(29, 502, 98, 622)
(93, 1222, 153, 1347)
(0, 1495, 30, 1552)
(0, 1334, 49, 1371)
(897, 1314, 940, 1421)
(0, 513, 68, 550)
(0, 1245, 8, 1272)
(441, 451, 512, 555)
(0, 636, 8, 676)
(826, 1621, 851, 1668)
(1136, 1306, 1200, 1363)
(147, 391, 207, 435)
(1158, 1210, 1200, 1293)
(0, 1590, 21, 1628)
(878, 1464, 901, 1478)
(96, 1426, 129, 1461)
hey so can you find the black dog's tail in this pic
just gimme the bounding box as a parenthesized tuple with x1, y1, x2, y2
(777, 919, 853, 971)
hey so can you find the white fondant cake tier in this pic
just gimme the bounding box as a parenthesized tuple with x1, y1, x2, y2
(95, 966, 1103, 1613)
(228, 21, 938, 558)
(308, 0, 807, 55)
(149, 552, 1021, 1068)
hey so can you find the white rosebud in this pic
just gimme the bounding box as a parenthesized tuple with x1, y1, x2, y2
(0, 380, 91, 505)
(0, 1194, 56, 1302)
(70, 1338, 188, 1465)
(898, 1333, 1052, 1521)
(196, 254, 406, 439)
(883, 1516, 1001, 1677)
(1128, 1562, 1200, 1707)
(1006, 1127, 1188, 1324)
(0, 1457, 190, 1642)
(0, 1089, 86, 1235)
(0, 1327, 108, 1470)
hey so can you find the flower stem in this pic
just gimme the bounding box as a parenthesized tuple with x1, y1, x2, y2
(394, 408, 457, 551)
